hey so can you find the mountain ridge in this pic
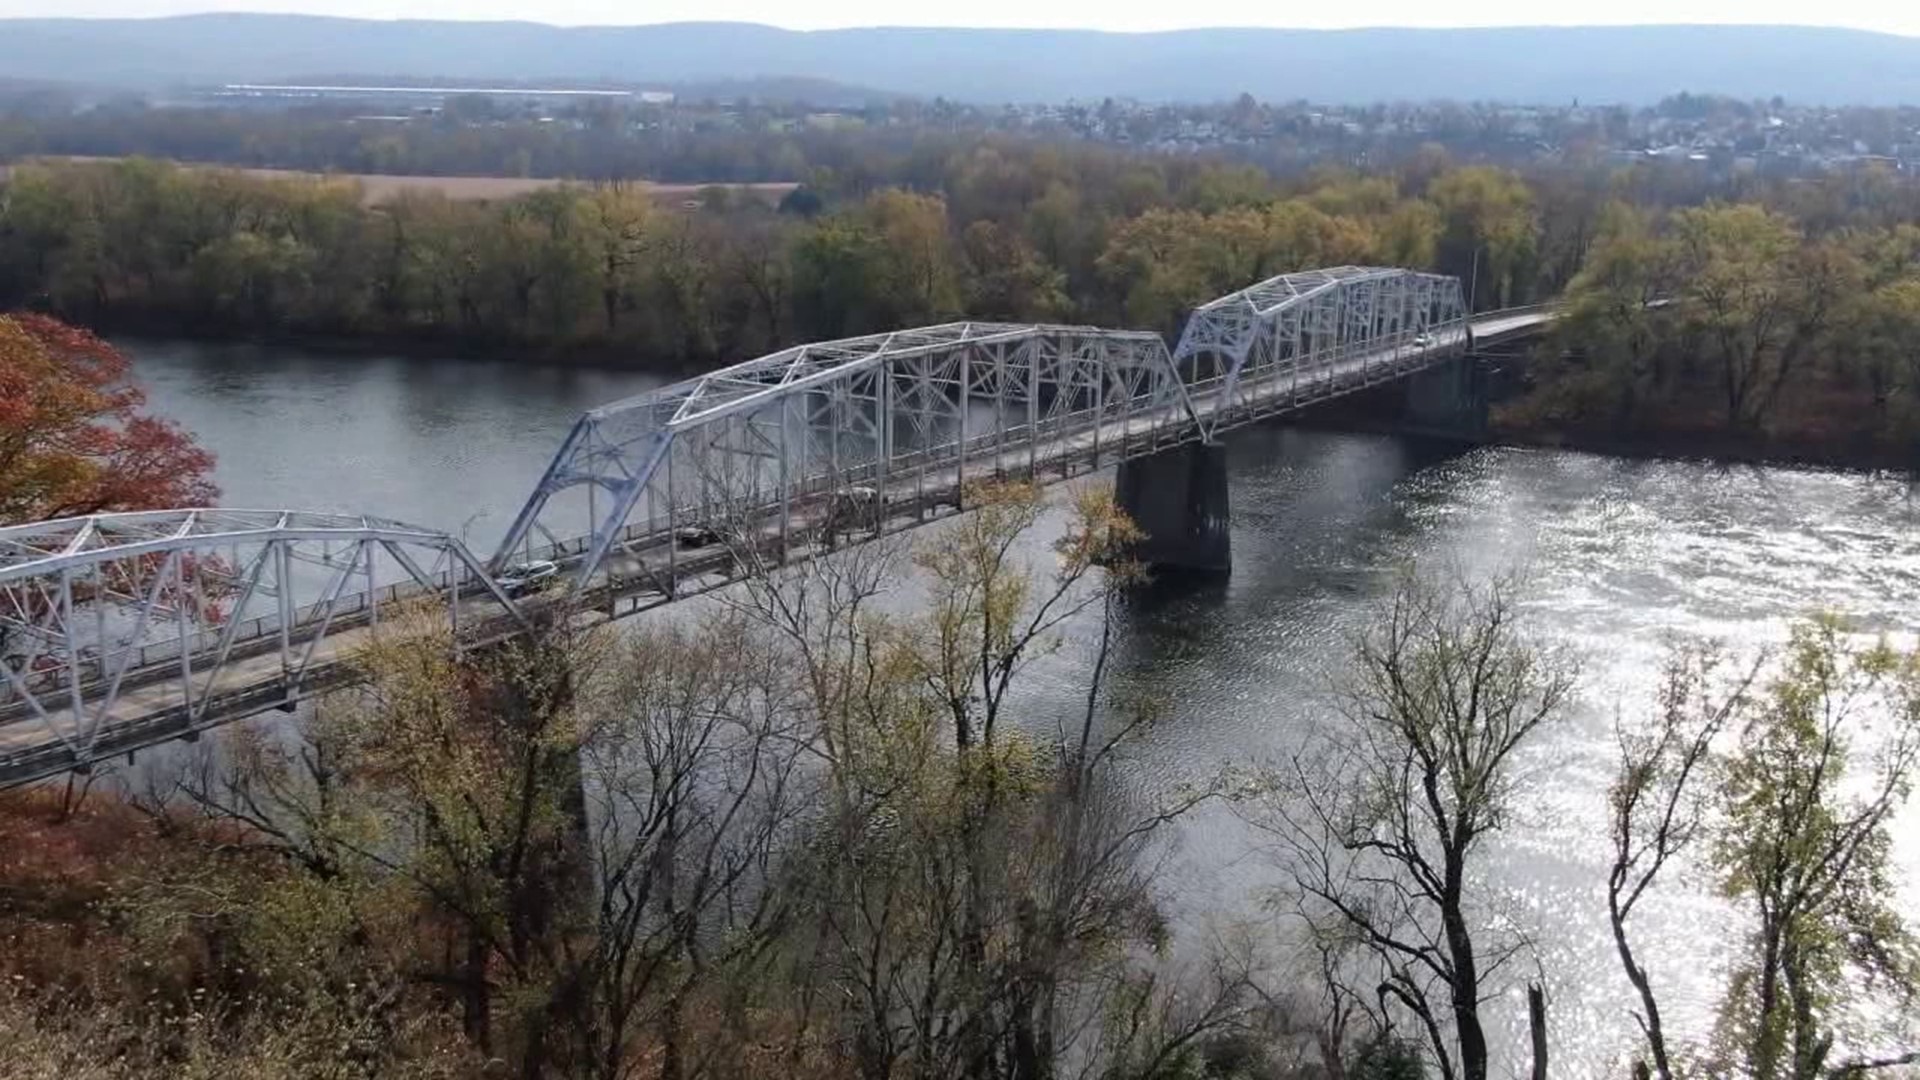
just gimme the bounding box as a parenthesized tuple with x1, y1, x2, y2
(2, 16, 1917, 105)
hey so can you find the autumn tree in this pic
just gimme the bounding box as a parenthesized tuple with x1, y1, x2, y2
(1670, 204, 1860, 431)
(0, 312, 215, 524)
(1429, 166, 1537, 310)
(561, 611, 812, 1080)
(719, 481, 1249, 1080)
(171, 608, 600, 1073)
(961, 220, 1068, 322)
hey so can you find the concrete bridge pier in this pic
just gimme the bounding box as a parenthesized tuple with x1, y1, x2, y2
(1114, 440, 1231, 575)
(1402, 352, 1488, 440)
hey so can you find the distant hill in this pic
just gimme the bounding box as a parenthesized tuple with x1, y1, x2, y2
(2, 16, 1919, 105)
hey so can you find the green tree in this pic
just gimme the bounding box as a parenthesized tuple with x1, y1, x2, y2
(1712, 618, 1920, 1080)
(789, 215, 888, 340)
(580, 184, 654, 333)
(1429, 166, 1536, 310)
(1606, 644, 1760, 1080)
(962, 219, 1068, 322)
(1840, 277, 1920, 438)
(1670, 204, 1858, 430)
(863, 188, 962, 325)
(1533, 202, 1684, 431)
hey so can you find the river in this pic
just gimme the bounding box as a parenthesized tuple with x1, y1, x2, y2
(126, 336, 1920, 1073)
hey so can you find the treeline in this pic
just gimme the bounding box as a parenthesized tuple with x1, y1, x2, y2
(5, 491, 1918, 1079)
(0, 151, 1553, 368)
(8, 137, 1920, 453)
(0, 98, 1601, 186)
(1515, 194, 1920, 455)
(0, 102, 866, 184)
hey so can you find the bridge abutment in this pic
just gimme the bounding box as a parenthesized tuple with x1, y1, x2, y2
(1402, 352, 1488, 440)
(1114, 440, 1231, 575)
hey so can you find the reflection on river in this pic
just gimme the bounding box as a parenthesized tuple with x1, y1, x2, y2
(128, 337, 1920, 1072)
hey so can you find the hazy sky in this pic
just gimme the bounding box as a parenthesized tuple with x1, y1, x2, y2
(4, 0, 1918, 35)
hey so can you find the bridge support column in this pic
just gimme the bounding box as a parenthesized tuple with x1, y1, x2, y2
(1114, 440, 1231, 575)
(1403, 352, 1488, 440)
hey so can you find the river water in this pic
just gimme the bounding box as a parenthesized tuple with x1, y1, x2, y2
(126, 337, 1920, 1073)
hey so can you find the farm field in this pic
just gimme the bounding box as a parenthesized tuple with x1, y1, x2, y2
(1, 156, 799, 206)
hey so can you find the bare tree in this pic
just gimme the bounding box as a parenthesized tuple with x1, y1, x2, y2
(560, 610, 814, 1080)
(1606, 642, 1759, 1080)
(163, 607, 605, 1073)
(1247, 569, 1578, 1080)
(717, 479, 1244, 1080)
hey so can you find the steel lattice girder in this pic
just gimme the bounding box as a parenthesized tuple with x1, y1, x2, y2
(0, 508, 519, 776)
(1172, 266, 1467, 437)
(491, 322, 1204, 585)
(494, 268, 1469, 590)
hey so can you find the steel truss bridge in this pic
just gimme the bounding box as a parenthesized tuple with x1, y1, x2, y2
(0, 267, 1553, 787)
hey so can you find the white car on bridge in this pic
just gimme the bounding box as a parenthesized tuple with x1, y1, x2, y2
(496, 559, 559, 596)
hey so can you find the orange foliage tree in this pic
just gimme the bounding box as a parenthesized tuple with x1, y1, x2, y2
(0, 313, 216, 525)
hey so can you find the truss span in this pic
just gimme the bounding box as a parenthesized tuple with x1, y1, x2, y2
(1174, 266, 1466, 437)
(0, 509, 520, 786)
(491, 321, 1203, 586)
(490, 268, 1467, 587)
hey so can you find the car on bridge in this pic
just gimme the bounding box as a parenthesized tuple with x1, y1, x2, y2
(495, 559, 559, 596)
(675, 524, 725, 549)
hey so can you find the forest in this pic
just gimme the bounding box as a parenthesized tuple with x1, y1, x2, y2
(6, 138, 1920, 456)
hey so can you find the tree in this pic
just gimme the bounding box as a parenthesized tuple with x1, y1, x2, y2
(718, 480, 1242, 1080)
(171, 608, 599, 1074)
(789, 215, 888, 340)
(1429, 167, 1536, 310)
(563, 612, 810, 1080)
(1249, 570, 1578, 1080)
(863, 188, 962, 326)
(1712, 617, 1920, 1080)
(1669, 204, 1858, 431)
(962, 219, 1068, 322)
(0, 312, 215, 524)
(1536, 202, 1686, 432)
(1839, 277, 1920, 437)
(1606, 644, 1760, 1080)
(580, 184, 654, 333)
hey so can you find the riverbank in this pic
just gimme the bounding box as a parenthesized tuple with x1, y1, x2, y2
(94, 315, 1920, 476)
(1489, 419, 1918, 474)
(1291, 375, 1916, 475)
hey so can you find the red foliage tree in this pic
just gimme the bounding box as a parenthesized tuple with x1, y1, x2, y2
(0, 313, 216, 525)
